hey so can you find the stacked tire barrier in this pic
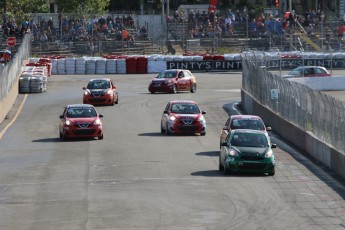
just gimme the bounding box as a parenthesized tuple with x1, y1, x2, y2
(19, 58, 50, 93)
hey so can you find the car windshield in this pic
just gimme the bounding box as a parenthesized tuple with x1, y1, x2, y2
(288, 69, 302, 75)
(87, 80, 110, 89)
(66, 107, 97, 118)
(171, 103, 200, 114)
(156, 71, 177, 79)
(230, 133, 269, 148)
(230, 119, 265, 130)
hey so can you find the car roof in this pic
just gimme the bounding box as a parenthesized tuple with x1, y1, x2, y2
(89, 78, 111, 82)
(66, 104, 95, 108)
(294, 66, 327, 69)
(230, 115, 262, 120)
(170, 100, 197, 104)
(231, 129, 267, 135)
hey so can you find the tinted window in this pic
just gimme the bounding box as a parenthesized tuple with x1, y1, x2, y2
(171, 103, 200, 114)
(157, 71, 177, 78)
(87, 80, 110, 89)
(66, 107, 97, 118)
(230, 118, 265, 130)
(230, 133, 268, 147)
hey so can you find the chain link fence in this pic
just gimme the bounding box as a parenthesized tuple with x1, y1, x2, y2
(241, 51, 345, 153)
(0, 35, 31, 100)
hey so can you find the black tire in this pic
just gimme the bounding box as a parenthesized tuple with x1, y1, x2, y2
(99, 133, 104, 140)
(172, 85, 177, 94)
(190, 83, 197, 93)
(59, 131, 63, 139)
(223, 161, 229, 175)
(150, 91, 155, 94)
(165, 122, 172, 135)
(160, 123, 165, 133)
(219, 156, 224, 171)
(268, 169, 275, 176)
(200, 131, 206, 136)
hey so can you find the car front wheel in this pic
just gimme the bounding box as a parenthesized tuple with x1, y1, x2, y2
(172, 85, 177, 94)
(190, 83, 197, 93)
(219, 156, 224, 171)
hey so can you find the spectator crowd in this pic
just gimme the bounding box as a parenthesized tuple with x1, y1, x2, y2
(2, 14, 149, 45)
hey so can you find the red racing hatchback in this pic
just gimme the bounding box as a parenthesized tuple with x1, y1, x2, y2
(59, 104, 104, 140)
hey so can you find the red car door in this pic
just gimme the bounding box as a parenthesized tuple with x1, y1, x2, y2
(176, 71, 187, 90)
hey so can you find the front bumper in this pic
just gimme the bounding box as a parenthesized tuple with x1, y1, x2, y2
(63, 126, 103, 139)
(225, 157, 275, 174)
(148, 84, 173, 93)
(83, 95, 113, 105)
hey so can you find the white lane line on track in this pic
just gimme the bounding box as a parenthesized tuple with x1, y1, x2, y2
(300, 193, 316, 196)
(0, 94, 28, 140)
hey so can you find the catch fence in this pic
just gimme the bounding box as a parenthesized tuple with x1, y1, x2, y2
(0, 35, 31, 100)
(241, 51, 345, 153)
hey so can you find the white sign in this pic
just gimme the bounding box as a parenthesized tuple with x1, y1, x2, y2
(271, 89, 279, 99)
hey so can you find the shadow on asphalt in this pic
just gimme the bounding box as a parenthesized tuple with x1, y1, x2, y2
(195, 151, 219, 157)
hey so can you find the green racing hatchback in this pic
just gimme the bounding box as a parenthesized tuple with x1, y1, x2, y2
(219, 129, 276, 176)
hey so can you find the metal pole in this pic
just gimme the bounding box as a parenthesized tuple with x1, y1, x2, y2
(3, 0, 6, 24)
(321, 13, 324, 51)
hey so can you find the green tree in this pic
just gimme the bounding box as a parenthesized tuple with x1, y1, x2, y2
(1, 0, 49, 23)
(56, 0, 110, 15)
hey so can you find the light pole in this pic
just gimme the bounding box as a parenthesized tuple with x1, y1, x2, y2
(244, 6, 248, 49)
(321, 13, 324, 51)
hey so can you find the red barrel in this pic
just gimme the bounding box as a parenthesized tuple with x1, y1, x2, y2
(136, 57, 148, 74)
(126, 57, 137, 74)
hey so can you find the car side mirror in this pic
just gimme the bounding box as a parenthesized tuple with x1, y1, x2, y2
(163, 110, 169, 114)
(271, 143, 277, 148)
(99, 114, 104, 118)
(202, 111, 206, 114)
(59, 115, 64, 119)
(82, 87, 86, 90)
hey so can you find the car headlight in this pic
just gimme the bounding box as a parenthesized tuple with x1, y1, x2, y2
(94, 119, 102, 125)
(198, 115, 205, 122)
(265, 149, 274, 158)
(65, 120, 72, 126)
(105, 89, 112, 95)
(84, 91, 89, 96)
(164, 80, 171, 84)
(169, 116, 177, 121)
(228, 149, 239, 157)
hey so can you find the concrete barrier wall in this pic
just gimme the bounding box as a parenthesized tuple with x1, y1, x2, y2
(242, 89, 345, 179)
(0, 80, 19, 124)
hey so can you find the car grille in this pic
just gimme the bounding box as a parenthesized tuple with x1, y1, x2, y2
(74, 122, 92, 128)
(176, 125, 198, 132)
(238, 162, 267, 170)
(74, 129, 96, 135)
(89, 98, 106, 103)
(91, 92, 104, 97)
(153, 82, 162, 86)
(240, 155, 264, 161)
(180, 116, 194, 125)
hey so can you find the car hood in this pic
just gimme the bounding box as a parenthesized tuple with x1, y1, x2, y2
(87, 89, 108, 94)
(152, 78, 173, 82)
(233, 146, 269, 156)
(171, 113, 200, 118)
(68, 117, 99, 124)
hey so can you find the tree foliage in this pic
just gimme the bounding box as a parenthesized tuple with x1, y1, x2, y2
(56, 0, 111, 15)
(2, 0, 49, 23)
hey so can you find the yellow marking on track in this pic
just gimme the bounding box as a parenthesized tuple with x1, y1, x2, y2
(0, 94, 28, 140)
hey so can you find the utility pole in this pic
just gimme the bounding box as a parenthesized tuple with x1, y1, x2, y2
(3, 0, 6, 24)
